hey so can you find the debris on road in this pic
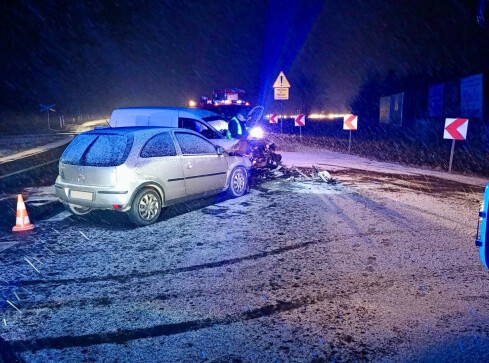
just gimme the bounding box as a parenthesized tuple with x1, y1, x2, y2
(313, 165, 332, 183)
(294, 168, 311, 179)
(250, 165, 339, 190)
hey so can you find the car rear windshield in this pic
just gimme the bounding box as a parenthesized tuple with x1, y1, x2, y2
(61, 133, 133, 166)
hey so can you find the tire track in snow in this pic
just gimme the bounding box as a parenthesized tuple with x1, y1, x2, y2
(9, 292, 343, 353)
(19, 237, 329, 287)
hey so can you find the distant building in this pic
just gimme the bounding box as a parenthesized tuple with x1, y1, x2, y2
(379, 73, 485, 128)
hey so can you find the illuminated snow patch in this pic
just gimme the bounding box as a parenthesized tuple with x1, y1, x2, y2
(44, 211, 71, 222)
(24, 185, 58, 206)
(260, 180, 344, 194)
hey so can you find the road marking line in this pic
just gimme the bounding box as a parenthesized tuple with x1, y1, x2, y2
(0, 159, 59, 180)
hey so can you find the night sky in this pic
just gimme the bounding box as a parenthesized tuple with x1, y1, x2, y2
(1, 0, 488, 117)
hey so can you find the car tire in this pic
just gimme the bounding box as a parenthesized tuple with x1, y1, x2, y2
(227, 167, 248, 198)
(127, 188, 162, 226)
(64, 203, 92, 216)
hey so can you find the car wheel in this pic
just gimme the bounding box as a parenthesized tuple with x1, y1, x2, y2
(127, 188, 162, 226)
(64, 203, 92, 216)
(227, 167, 248, 197)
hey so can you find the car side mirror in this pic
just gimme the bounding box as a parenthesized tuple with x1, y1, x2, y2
(215, 146, 224, 155)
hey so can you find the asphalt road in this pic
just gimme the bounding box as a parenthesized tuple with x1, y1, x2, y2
(0, 153, 488, 362)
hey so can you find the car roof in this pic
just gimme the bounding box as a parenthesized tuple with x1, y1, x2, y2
(84, 126, 173, 135)
(114, 107, 219, 118)
(82, 126, 208, 141)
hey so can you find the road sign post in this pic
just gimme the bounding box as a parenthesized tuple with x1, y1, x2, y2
(281, 101, 283, 133)
(443, 118, 469, 173)
(40, 103, 56, 130)
(343, 115, 358, 153)
(348, 130, 352, 153)
(448, 139, 456, 173)
(273, 71, 291, 134)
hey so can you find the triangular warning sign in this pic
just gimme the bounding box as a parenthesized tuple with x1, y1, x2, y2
(272, 71, 291, 88)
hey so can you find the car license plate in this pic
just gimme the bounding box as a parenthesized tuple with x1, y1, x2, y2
(70, 190, 93, 201)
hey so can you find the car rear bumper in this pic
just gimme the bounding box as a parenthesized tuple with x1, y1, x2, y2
(55, 180, 132, 209)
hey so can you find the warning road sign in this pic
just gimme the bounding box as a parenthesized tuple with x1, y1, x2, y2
(444, 118, 469, 140)
(343, 115, 358, 130)
(273, 71, 291, 88)
(274, 88, 289, 100)
(269, 114, 279, 124)
(294, 114, 305, 126)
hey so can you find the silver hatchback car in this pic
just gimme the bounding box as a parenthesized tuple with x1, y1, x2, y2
(55, 127, 251, 226)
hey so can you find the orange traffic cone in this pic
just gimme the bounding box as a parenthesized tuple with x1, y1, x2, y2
(12, 194, 34, 232)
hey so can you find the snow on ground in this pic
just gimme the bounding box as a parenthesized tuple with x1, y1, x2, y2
(64, 119, 108, 134)
(281, 149, 488, 187)
(0, 148, 488, 361)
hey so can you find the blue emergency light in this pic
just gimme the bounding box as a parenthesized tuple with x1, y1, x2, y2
(476, 183, 489, 269)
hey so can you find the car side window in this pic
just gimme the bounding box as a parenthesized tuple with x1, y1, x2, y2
(174, 132, 217, 155)
(140, 133, 177, 158)
(178, 118, 198, 132)
(178, 117, 220, 139)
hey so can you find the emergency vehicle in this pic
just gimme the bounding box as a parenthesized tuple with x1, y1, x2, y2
(476, 183, 489, 269)
(191, 88, 252, 121)
(475, 1, 489, 270)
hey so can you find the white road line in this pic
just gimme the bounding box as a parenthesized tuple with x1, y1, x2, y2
(0, 159, 59, 180)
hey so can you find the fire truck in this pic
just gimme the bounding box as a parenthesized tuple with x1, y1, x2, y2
(192, 88, 252, 121)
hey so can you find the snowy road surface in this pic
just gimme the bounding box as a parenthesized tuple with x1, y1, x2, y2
(0, 150, 488, 362)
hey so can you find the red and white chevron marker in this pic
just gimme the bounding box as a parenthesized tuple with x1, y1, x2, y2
(343, 115, 358, 130)
(294, 114, 305, 127)
(444, 118, 469, 140)
(269, 114, 278, 124)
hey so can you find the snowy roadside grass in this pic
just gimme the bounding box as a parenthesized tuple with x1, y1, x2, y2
(0, 119, 107, 159)
(0, 135, 65, 158)
(268, 133, 489, 177)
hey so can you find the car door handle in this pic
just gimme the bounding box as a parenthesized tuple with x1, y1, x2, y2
(186, 162, 193, 169)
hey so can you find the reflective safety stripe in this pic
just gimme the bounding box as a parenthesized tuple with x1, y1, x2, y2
(16, 217, 22, 225)
(231, 117, 242, 135)
(24, 216, 30, 224)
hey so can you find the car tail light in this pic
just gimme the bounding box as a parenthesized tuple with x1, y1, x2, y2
(113, 204, 122, 209)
